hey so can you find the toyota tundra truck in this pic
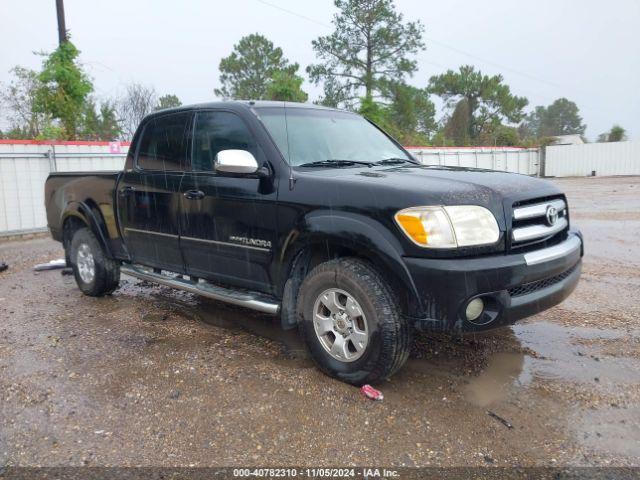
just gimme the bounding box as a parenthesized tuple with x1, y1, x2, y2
(44, 101, 583, 384)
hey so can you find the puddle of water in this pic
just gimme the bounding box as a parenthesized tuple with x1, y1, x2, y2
(405, 320, 640, 408)
(455, 320, 640, 409)
(513, 321, 640, 386)
(464, 352, 525, 407)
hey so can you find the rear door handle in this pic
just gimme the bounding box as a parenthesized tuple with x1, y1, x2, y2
(119, 186, 135, 196)
(183, 190, 205, 200)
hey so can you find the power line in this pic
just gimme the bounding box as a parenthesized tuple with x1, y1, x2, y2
(423, 37, 564, 90)
(253, 0, 565, 91)
(255, 0, 330, 28)
(252, 0, 612, 119)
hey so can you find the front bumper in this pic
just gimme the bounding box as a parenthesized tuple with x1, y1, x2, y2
(404, 230, 583, 333)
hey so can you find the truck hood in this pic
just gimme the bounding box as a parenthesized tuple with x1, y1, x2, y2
(295, 164, 560, 209)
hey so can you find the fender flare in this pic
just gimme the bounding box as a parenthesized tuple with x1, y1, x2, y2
(60, 201, 114, 258)
(278, 211, 424, 323)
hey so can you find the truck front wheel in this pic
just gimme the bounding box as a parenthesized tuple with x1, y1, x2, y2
(297, 258, 412, 385)
(69, 227, 120, 296)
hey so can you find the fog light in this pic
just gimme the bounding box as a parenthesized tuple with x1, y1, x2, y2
(465, 298, 484, 321)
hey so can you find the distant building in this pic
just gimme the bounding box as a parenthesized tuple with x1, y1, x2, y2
(552, 134, 584, 145)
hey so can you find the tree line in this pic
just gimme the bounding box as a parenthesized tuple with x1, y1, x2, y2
(0, 40, 182, 142)
(0, 0, 628, 145)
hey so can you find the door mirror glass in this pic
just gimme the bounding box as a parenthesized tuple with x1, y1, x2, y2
(215, 149, 259, 174)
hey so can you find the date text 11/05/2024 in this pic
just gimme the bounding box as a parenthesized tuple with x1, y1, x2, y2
(232, 468, 399, 477)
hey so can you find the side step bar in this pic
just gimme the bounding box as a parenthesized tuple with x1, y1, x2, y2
(121, 264, 280, 315)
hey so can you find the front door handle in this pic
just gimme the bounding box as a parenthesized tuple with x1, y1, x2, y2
(119, 186, 135, 196)
(183, 190, 205, 200)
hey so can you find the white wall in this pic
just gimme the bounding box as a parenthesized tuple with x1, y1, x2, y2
(53, 144, 128, 172)
(545, 140, 640, 177)
(407, 147, 539, 176)
(0, 142, 127, 236)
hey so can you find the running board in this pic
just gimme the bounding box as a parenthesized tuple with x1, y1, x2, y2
(121, 264, 280, 315)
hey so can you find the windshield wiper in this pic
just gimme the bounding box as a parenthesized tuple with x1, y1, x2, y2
(374, 157, 418, 165)
(298, 159, 373, 168)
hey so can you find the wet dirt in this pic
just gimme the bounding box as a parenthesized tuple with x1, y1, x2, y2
(0, 176, 639, 467)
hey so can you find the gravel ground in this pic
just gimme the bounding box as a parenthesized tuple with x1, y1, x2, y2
(0, 176, 639, 468)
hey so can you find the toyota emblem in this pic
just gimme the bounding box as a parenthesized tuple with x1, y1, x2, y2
(545, 205, 558, 226)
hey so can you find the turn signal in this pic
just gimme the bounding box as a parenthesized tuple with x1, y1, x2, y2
(395, 214, 428, 244)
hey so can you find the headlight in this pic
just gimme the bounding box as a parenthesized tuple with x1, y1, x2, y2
(395, 205, 499, 248)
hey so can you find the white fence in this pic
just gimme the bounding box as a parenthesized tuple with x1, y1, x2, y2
(0, 142, 127, 236)
(407, 147, 539, 175)
(545, 140, 640, 177)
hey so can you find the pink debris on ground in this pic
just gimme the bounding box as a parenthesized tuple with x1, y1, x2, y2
(360, 384, 384, 401)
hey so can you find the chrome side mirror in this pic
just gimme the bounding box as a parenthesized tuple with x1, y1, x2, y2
(215, 149, 259, 174)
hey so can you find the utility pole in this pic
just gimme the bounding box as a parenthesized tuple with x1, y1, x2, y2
(56, 0, 67, 45)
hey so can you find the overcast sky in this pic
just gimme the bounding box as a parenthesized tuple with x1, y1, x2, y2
(1, 0, 638, 141)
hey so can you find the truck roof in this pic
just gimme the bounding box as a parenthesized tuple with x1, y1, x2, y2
(145, 100, 343, 120)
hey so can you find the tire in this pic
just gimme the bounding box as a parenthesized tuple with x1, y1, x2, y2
(297, 258, 412, 385)
(69, 227, 120, 296)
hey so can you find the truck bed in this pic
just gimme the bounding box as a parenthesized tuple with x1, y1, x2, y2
(45, 171, 122, 243)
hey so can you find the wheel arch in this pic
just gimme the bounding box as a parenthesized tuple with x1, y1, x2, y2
(61, 201, 114, 260)
(278, 211, 423, 329)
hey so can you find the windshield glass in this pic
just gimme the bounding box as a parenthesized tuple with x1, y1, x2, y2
(255, 107, 412, 166)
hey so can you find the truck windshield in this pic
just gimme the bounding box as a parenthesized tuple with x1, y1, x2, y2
(255, 107, 413, 167)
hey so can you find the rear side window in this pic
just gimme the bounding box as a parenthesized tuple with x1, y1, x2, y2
(192, 111, 256, 171)
(137, 112, 190, 171)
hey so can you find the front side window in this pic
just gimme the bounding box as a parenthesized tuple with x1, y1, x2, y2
(137, 112, 190, 171)
(192, 111, 257, 171)
(255, 107, 411, 166)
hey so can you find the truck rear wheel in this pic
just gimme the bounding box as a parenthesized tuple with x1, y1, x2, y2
(297, 258, 411, 385)
(69, 227, 120, 296)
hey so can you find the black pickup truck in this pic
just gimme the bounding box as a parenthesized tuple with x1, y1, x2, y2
(45, 101, 583, 384)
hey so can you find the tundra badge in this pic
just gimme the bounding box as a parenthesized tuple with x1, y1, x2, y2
(229, 235, 272, 249)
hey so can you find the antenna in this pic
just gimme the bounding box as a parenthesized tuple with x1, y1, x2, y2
(284, 102, 296, 190)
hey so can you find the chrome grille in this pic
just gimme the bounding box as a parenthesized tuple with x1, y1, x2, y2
(511, 197, 569, 251)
